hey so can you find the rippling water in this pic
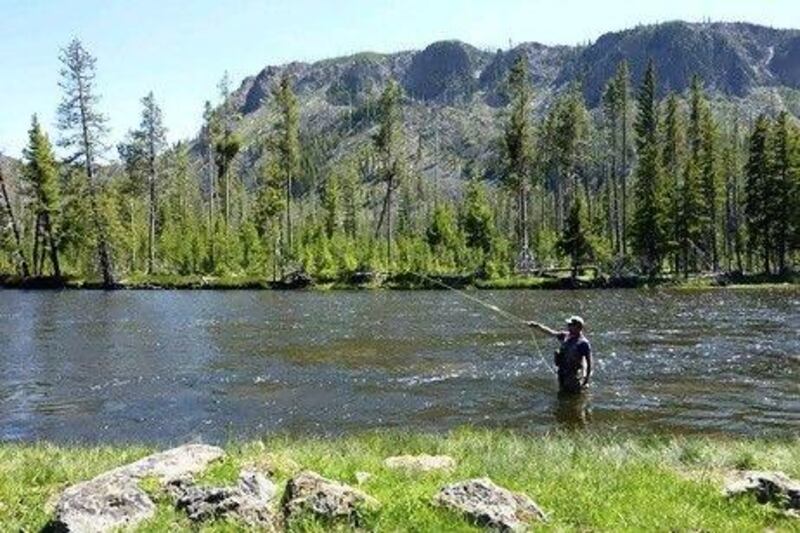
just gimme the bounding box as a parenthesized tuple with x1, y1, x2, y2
(0, 288, 798, 444)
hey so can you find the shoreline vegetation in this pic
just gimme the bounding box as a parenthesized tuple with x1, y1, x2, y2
(2, 429, 799, 531)
(1, 271, 797, 291)
(2, 39, 799, 298)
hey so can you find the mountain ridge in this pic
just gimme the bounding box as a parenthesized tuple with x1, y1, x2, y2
(232, 20, 800, 110)
(211, 20, 800, 190)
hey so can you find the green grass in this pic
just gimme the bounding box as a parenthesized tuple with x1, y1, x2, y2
(2, 430, 799, 531)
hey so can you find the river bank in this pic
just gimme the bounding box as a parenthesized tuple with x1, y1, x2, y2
(1, 271, 797, 291)
(2, 430, 798, 531)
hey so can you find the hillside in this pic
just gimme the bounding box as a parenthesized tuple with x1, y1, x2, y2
(215, 21, 800, 187)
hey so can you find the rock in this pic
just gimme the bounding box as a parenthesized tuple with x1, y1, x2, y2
(279, 270, 313, 289)
(347, 270, 384, 285)
(47, 481, 155, 533)
(355, 471, 372, 485)
(238, 469, 277, 503)
(434, 478, 547, 531)
(384, 454, 456, 472)
(109, 443, 225, 483)
(47, 444, 225, 532)
(171, 470, 277, 529)
(282, 470, 378, 526)
(724, 470, 800, 511)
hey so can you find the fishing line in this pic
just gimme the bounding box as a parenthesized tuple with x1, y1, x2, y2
(409, 272, 557, 374)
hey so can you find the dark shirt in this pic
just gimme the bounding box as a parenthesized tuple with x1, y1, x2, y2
(555, 332, 591, 393)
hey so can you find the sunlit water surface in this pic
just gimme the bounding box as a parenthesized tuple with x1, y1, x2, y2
(1, 289, 797, 444)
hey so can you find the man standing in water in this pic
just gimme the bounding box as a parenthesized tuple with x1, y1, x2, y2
(528, 316, 592, 393)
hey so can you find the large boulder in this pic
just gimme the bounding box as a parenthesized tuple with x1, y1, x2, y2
(434, 478, 547, 531)
(724, 470, 800, 512)
(384, 454, 456, 472)
(47, 444, 224, 533)
(281, 470, 378, 526)
(170, 469, 278, 529)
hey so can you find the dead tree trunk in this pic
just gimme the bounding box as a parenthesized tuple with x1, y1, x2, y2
(0, 165, 30, 277)
(42, 212, 62, 278)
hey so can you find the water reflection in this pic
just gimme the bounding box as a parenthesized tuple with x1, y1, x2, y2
(554, 391, 591, 429)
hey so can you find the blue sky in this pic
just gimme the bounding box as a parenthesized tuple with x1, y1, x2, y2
(1, 0, 798, 158)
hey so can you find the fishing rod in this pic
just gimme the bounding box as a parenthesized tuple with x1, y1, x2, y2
(409, 272, 557, 374)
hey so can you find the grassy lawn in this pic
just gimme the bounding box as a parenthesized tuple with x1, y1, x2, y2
(2, 429, 799, 531)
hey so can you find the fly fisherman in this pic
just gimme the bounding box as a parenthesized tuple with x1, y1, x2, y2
(528, 316, 592, 393)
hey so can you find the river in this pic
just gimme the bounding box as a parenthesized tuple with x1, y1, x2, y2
(1, 288, 798, 443)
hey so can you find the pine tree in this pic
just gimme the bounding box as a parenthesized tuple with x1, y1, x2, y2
(213, 130, 240, 228)
(557, 193, 592, 279)
(685, 77, 721, 269)
(57, 38, 115, 287)
(201, 101, 218, 231)
(461, 175, 494, 254)
(273, 72, 300, 256)
(603, 78, 621, 253)
(22, 115, 62, 278)
(688, 76, 704, 163)
(699, 103, 720, 271)
(770, 112, 799, 273)
(630, 60, 667, 276)
(396, 179, 416, 237)
(745, 115, 773, 274)
(551, 86, 591, 230)
(373, 79, 405, 267)
(674, 80, 705, 275)
(255, 159, 285, 281)
(216, 72, 241, 229)
(614, 61, 632, 256)
(790, 124, 800, 260)
(341, 161, 360, 239)
(159, 143, 203, 274)
(721, 124, 745, 273)
(321, 171, 341, 238)
(660, 93, 685, 274)
(58, 167, 95, 275)
(119, 93, 167, 274)
(502, 54, 535, 255)
(678, 157, 704, 277)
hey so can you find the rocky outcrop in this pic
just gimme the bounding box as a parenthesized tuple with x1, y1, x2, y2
(384, 454, 456, 472)
(435, 478, 547, 531)
(170, 470, 277, 529)
(403, 41, 478, 103)
(772, 36, 800, 87)
(558, 21, 800, 105)
(281, 470, 378, 526)
(326, 55, 392, 106)
(47, 444, 224, 533)
(724, 470, 800, 513)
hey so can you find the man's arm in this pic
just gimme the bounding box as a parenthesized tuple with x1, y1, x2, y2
(527, 322, 561, 337)
(582, 344, 592, 387)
